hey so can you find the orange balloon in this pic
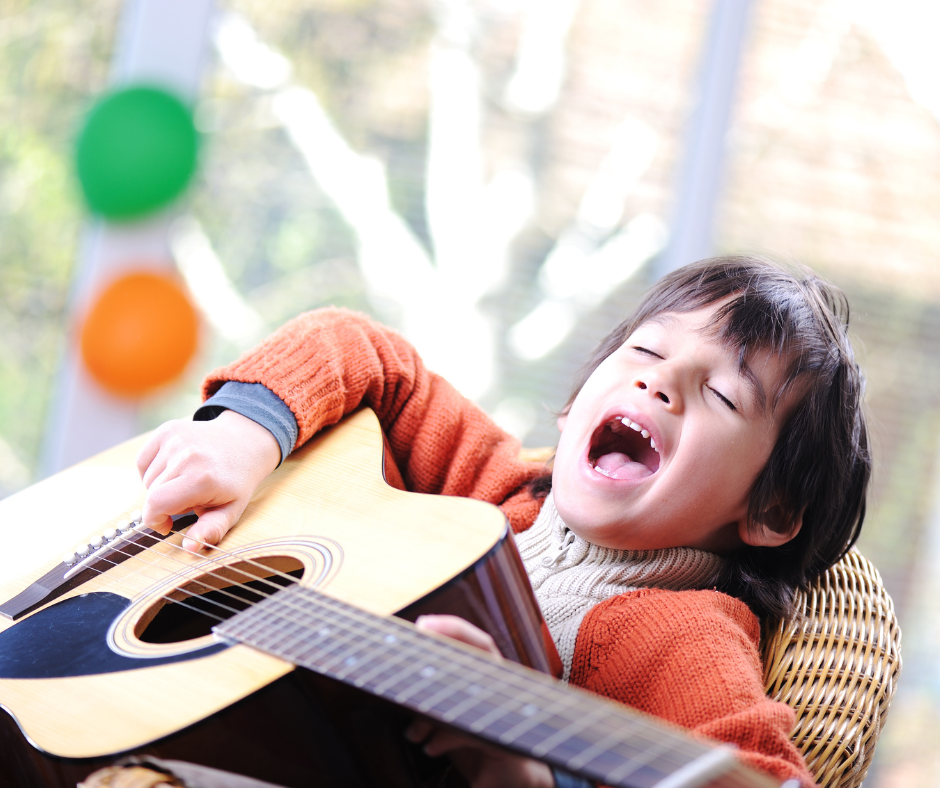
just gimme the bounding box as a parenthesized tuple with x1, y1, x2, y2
(79, 270, 199, 398)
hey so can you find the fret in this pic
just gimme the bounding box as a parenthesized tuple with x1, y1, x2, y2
(438, 669, 577, 734)
(434, 675, 500, 722)
(555, 738, 672, 788)
(505, 709, 607, 758)
(469, 689, 583, 745)
(465, 696, 532, 737)
(214, 585, 747, 788)
(500, 693, 606, 747)
(526, 702, 610, 759)
(593, 733, 698, 777)
(281, 598, 368, 662)
(493, 698, 561, 745)
(566, 726, 646, 771)
(371, 649, 455, 699)
(253, 615, 313, 658)
(583, 735, 671, 788)
(541, 730, 608, 764)
(277, 600, 379, 672)
(350, 646, 437, 692)
(637, 745, 736, 788)
(386, 662, 460, 706)
(237, 596, 332, 657)
(253, 592, 496, 710)
(340, 631, 413, 688)
(411, 671, 472, 713)
(440, 688, 508, 732)
(315, 631, 383, 674)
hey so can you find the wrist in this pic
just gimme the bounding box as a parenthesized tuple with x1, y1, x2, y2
(216, 409, 281, 476)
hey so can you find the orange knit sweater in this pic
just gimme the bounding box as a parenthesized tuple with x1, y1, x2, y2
(204, 307, 816, 787)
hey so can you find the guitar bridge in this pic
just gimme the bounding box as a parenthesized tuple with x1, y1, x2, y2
(0, 513, 197, 621)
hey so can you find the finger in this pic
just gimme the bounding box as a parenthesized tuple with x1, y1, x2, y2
(141, 472, 226, 532)
(419, 726, 481, 759)
(138, 442, 171, 491)
(136, 421, 182, 483)
(404, 717, 434, 744)
(415, 615, 500, 656)
(146, 514, 175, 536)
(135, 430, 163, 480)
(180, 507, 240, 553)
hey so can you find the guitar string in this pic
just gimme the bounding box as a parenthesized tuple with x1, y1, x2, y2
(54, 528, 716, 773)
(81, 530, 701, 770)
(42, 520, 321, 633)
(63, 532, 608, 738)
(60, 525, 315, 627)
(67, 563, 706, 783)
(61, 536, 264, 625)
(221, 588, 635, 773)
(224, 586, 700, 781)
(142, 538, 701, 774)
(59, 532, 570, 725)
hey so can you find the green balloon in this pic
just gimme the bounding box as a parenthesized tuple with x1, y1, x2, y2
(75, 85, 199, 219)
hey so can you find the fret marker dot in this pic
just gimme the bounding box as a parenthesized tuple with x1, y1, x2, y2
(345, 656, 357, 666)
(318, 628, 330, 637)
(468, 684, 482, 695)
(521, 704, 538, 716)
(420, 666, 435, 678)
(384, 634, 397, 644)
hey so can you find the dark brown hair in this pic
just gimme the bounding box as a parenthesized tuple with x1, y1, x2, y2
(538, 254, 870, 620)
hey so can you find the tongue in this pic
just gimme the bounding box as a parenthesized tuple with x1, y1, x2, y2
(593, 452, 651, 480)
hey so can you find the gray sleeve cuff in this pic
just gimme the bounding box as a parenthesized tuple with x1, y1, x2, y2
(194, 381, 298, 466)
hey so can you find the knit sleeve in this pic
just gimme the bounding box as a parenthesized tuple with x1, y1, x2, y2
(570, 588, 817, 787)
(201, 307, 544, 518)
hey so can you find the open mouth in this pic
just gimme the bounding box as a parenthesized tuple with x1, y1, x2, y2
(588, 416, 661, 479)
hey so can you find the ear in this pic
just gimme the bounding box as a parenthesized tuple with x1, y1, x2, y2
(738, 505, 803, 548)
(557, 413, 568, 432)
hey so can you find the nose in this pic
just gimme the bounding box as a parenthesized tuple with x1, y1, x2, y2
(633, 369, 681, 410)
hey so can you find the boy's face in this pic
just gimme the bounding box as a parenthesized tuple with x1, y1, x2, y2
(552, 303, 794, 553)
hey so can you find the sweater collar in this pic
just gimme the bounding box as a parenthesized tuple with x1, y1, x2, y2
(515, 492, 726, 594)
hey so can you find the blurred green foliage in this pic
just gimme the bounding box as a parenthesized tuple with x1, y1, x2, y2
(0, 0, 120, 494)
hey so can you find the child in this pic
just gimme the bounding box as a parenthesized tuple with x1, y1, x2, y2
(137, 254, 870, 788)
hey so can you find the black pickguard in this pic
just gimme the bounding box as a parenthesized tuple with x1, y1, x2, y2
(0, 592, 226, 679)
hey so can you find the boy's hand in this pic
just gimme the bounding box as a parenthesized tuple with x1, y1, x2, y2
(408, 615, 555, 788)
(136, 410, 281, 552)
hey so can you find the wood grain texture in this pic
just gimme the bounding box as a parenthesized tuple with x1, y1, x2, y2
(0, 408, 508, 759)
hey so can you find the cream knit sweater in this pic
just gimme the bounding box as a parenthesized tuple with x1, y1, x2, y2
(515, 493, 727, 682)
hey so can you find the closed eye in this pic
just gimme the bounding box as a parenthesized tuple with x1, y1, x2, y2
(632, 345, 663, 359)
(710, 387, 737, 411)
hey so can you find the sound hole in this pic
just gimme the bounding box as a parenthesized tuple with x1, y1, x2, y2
(138, 556, 305, 644)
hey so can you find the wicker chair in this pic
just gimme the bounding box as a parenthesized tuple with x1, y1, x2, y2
(519, 448, 902, 787)
(762, 548, 902, 788)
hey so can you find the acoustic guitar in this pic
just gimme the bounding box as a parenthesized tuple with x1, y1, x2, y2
(0, 409, 777, 788)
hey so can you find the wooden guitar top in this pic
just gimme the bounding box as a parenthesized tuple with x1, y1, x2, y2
(0, 409, 509, 758)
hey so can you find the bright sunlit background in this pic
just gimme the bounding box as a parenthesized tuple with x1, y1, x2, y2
(2, 0, 940, 784)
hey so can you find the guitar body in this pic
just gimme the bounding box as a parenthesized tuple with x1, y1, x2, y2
(0, 409, 552, 788)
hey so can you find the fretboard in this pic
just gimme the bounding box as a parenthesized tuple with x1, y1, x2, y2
(214, 585, 776, 788)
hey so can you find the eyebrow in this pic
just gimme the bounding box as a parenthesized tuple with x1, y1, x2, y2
(647, 314, 681, 330)
(737, 359, 768, 413)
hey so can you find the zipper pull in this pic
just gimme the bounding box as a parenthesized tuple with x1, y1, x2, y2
(541, 529, 576, 567)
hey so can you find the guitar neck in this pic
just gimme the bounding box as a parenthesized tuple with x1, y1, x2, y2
(214, 585, 777, 788)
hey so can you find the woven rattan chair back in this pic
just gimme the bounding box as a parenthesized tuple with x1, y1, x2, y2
(762, 548, 902, 788)
(515, 449, 901, 786)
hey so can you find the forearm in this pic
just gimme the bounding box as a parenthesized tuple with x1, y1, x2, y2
(201, 308, 540, 503)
